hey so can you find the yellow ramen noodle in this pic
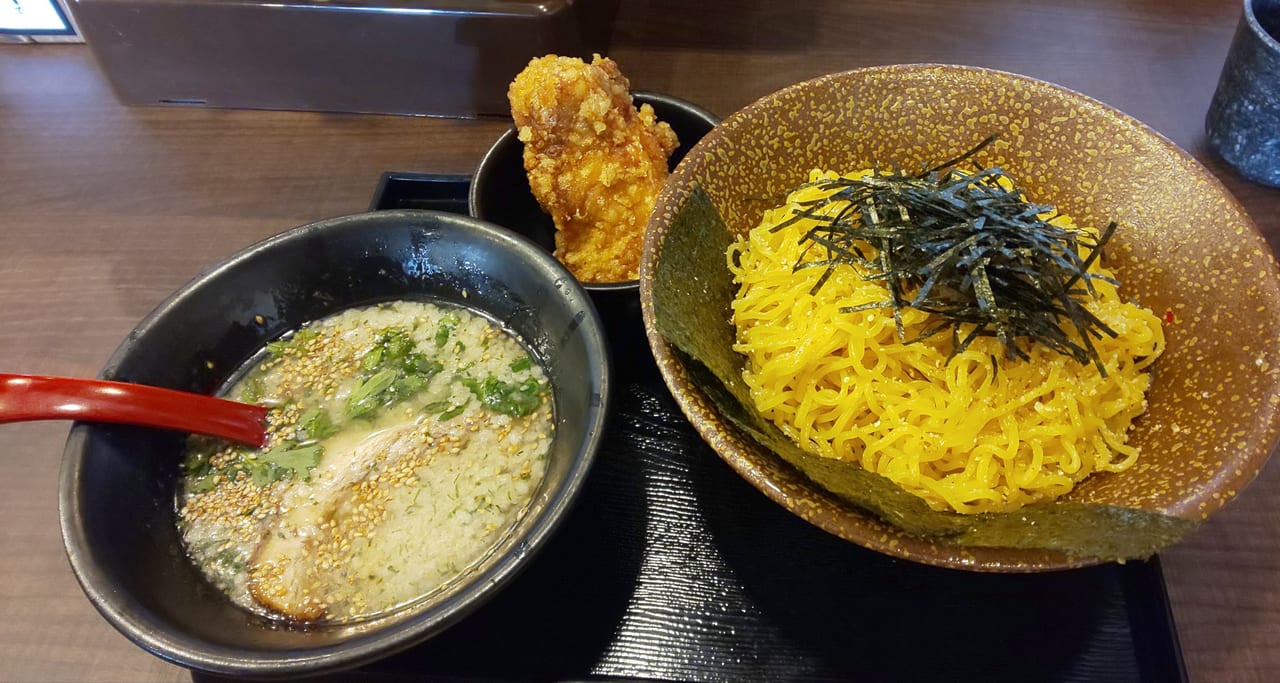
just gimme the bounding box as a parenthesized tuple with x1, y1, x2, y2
(727, 169, 1165, 514)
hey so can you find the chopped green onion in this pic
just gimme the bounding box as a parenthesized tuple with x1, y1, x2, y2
(347, 368, 398, 418)
(509, 356, 533, 373)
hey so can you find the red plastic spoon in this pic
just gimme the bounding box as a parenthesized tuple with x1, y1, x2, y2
(0, 373, 268, 447)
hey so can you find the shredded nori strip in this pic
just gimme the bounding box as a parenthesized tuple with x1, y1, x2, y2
(782, 135, 1119, 373)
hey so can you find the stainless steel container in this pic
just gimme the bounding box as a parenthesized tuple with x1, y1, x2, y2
(68, 0, 615, 117)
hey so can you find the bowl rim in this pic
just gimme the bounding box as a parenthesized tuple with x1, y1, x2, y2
(1245, 0, 1280, 54)
(58, 209, 612, 674)
(468, 90, 722, 293)
(640, 62, 1280, 572)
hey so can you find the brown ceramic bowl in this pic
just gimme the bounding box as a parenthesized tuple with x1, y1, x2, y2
(640, 64, 1280, 572)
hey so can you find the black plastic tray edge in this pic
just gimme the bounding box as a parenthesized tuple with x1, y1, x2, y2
(1122, 556, 1189, 683)
(370, 171, 473, 214)
(368, 170, 1190, 683)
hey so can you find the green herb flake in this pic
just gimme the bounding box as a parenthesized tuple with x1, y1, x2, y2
(509, 356, 533, 373)
(265, 340, 291, 357)
(239, 376, 265, 403)
(265, 328, 320, 358)
(404, 353, 443, 378)
(247, 462, 277, 487)
(182, 449, 213, 479)
(434, 312, 462, 348)
(389, 374, 427, 403)
(462, 376, 545, 417)
(263, 443, 323, 473)
(361, 328, 415, 373)
(187, 474, 219, 494)
(352, 330, 442, 420)
(380, 328, 413, 361)
(243, 443, 324, 487)
(347, 368, 398, 418)
(439, 399, 469, 420)
(360, 346, 384, 371)
(297, 408, 339, 442)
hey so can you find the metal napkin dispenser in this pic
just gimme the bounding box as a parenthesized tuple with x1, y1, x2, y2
(69, 0, 613, 117)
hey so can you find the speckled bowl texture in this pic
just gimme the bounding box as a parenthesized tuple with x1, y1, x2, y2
(1206, 0, 1280, 187)
(640, 64, 1280, 571)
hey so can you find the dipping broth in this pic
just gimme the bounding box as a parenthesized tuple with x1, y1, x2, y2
(176, 301, 553, 623)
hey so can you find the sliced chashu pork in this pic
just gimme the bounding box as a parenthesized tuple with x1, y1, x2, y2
(247, 419, 468, 621)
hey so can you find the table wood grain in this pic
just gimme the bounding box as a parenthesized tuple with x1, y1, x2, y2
(2, 1, 1278, 680)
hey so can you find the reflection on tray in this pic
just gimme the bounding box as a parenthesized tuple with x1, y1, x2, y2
(196, 173, 1190, 683)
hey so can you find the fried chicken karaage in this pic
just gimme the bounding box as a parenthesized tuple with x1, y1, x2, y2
(509, 54, 679, 283)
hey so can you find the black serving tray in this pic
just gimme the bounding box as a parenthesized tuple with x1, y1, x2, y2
(229, 173, 1191, 682)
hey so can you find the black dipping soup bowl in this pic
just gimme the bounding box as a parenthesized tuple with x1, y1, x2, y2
(468, 92, 720, 349)
(58, 210, 610, 677)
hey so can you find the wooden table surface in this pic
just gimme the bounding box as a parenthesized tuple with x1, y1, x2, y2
(3, 0, 1278, 681)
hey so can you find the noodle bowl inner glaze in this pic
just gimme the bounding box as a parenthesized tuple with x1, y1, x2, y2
(727, 169, 1165, 514)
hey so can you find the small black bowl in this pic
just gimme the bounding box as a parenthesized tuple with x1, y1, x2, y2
(469, 92, 720, 350)
(58, 210, 610, 677)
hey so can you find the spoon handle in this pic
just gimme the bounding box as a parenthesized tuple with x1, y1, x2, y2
(0, 373, 268, 447)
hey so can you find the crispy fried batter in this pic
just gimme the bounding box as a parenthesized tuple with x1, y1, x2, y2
(509, 54, 679, 283)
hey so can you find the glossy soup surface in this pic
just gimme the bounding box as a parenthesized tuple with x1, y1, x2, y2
(176, 300, 553, 623)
